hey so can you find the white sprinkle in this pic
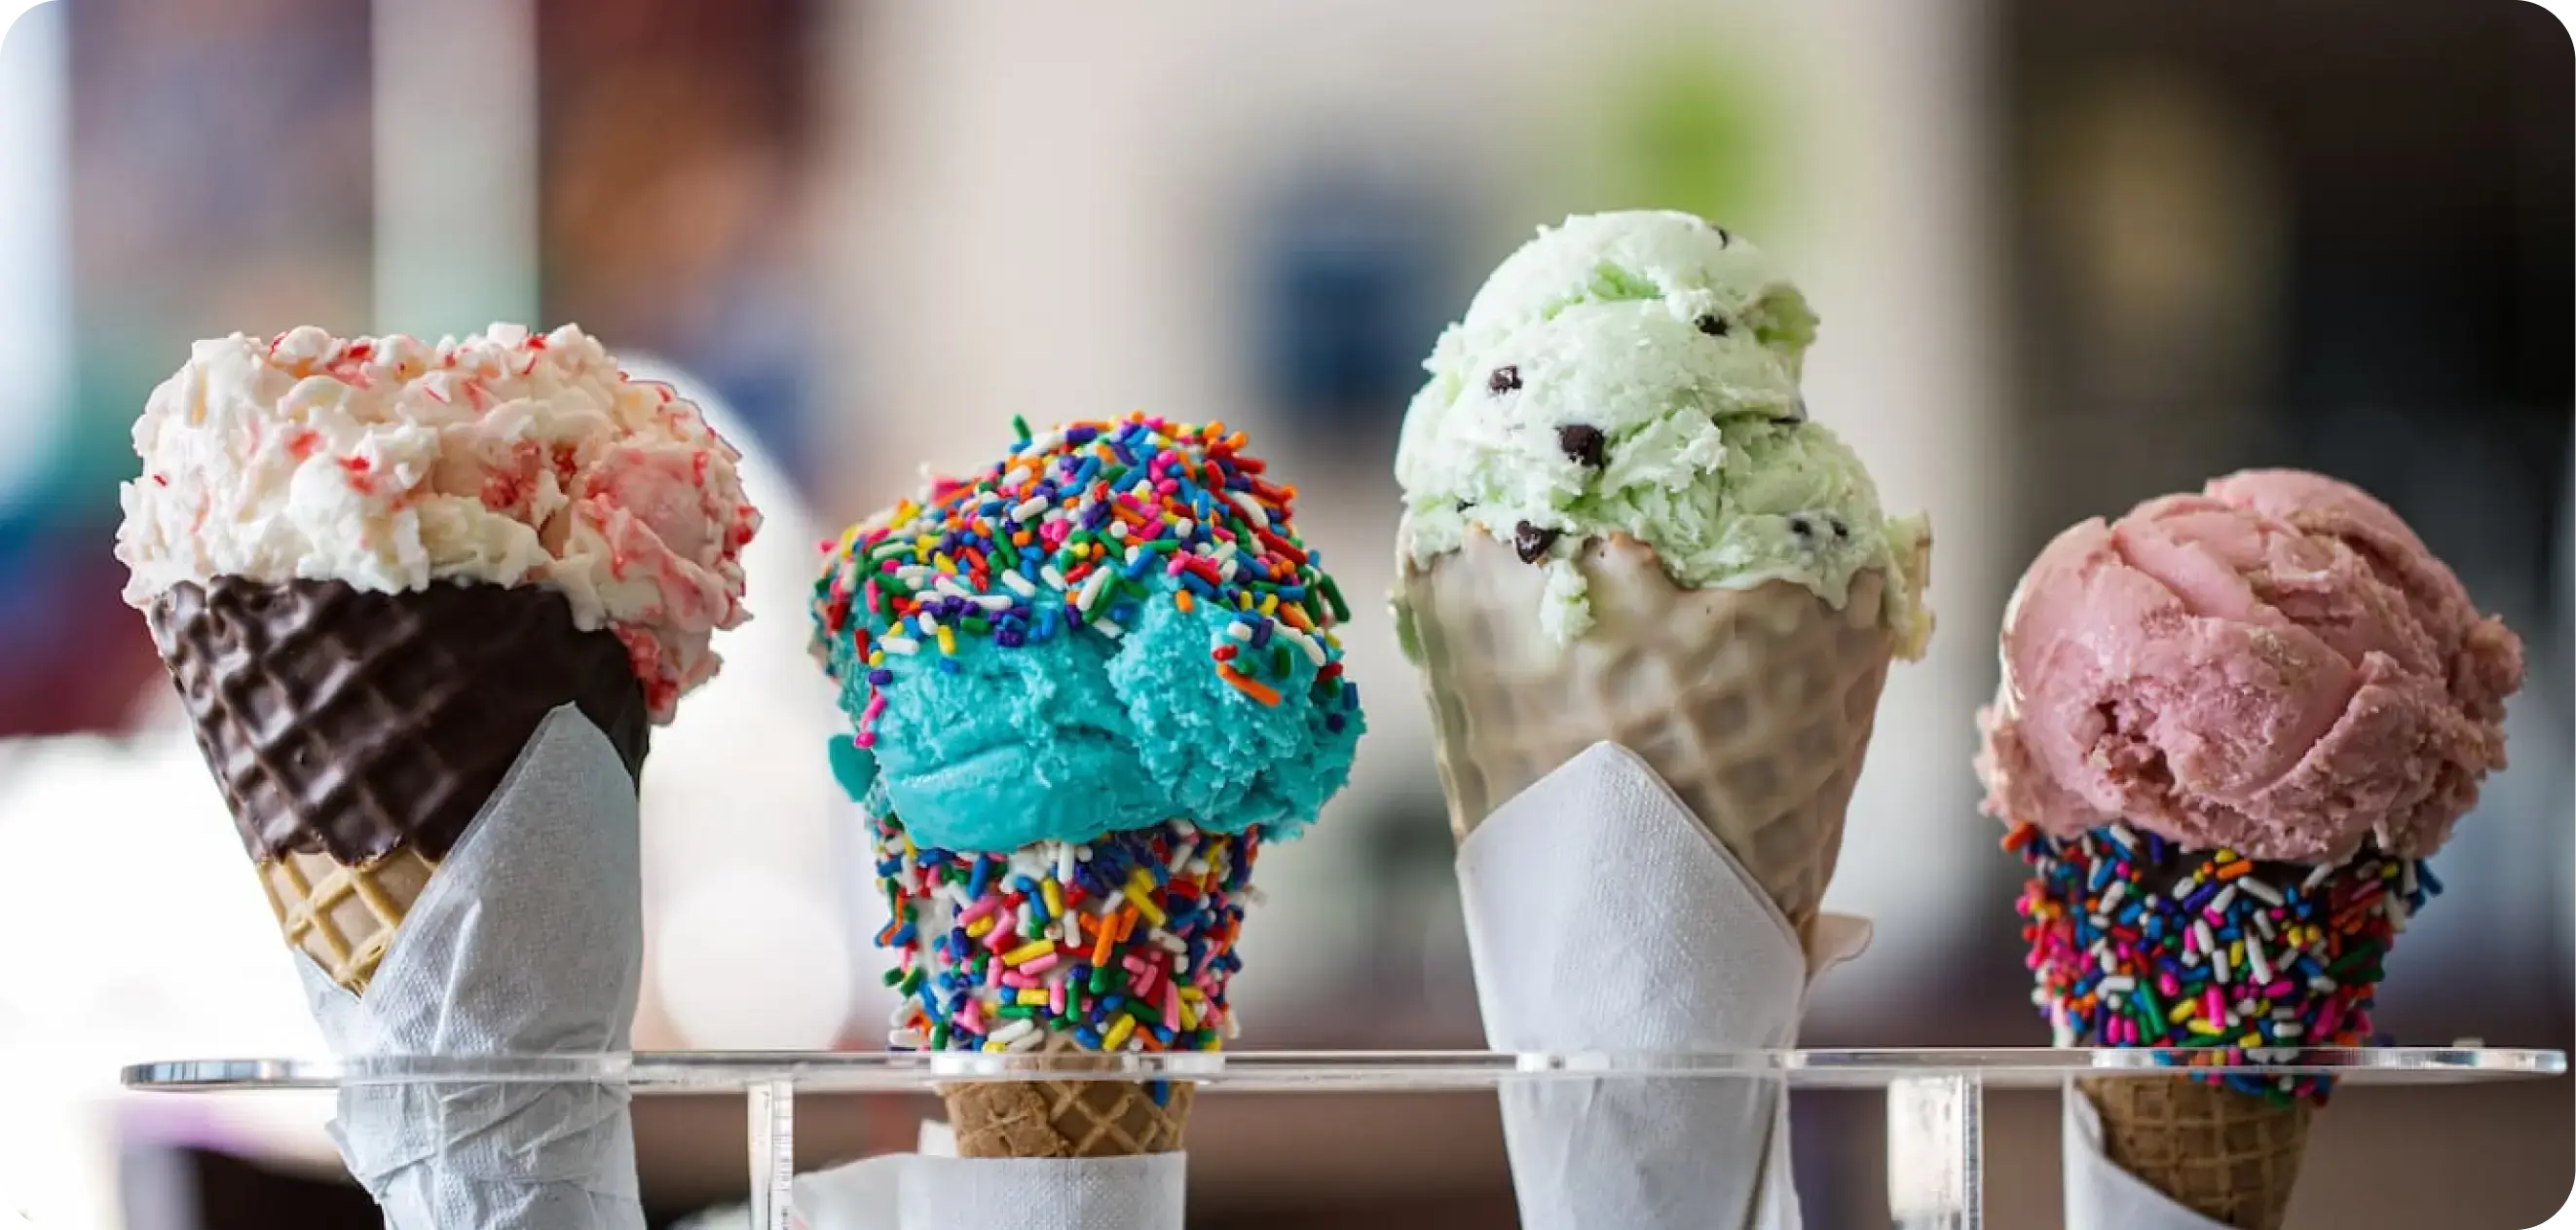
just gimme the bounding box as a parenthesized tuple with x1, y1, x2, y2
(1011, 496, 1050, 522)
(2193, 920, 2218, 960)
(1224, 622, 1254, 643)
(1002, 571, 1037, 598)
(1094, 619, 1126, 638)
(1174, 820, 1197, 838)
(1055, 845, 1077, 884)
(2253, 912, 2277, 941)
(2239, 878, 2284, 908)
(968, 592, 1013, 612)
(991, 1018, 1038, 1045)
(1008, 1027, 1045, 1053)
(888, 1002, 918, 1026)
(1156, 932, 1187, 954)
(2093, 943, 2116, 975)
(1106, 520, 1129, 540)
(2210, 884, 2239, 914)
(1075, 568, 1110, 612)
(2210, 946, 2231, 986)
(2103, 881, 2128, 912)
(1042, 565, 1069, 591)
(1075, 844, 1094, 863)
(1219, 558, 1240, 580)
(2107, 823, 2138, 849)
(1171, 518, 1194, 537)
(2248, 943, 2275, 985)
(2303, 864, 2333, 891)
(2181, 950, 2202, 967)
(1229, 490, 1271, 528)
(1275, 622, 1326, 666)
(2099, 976, 2137, 992)
(1027, 429, 1065, 455)
(890, 1027, 926, 1049)
(897, 565, 935, 586)
(2402, 863, 2419, 897)
(2087, 913, 2111, 930)
(1124, 545, 1144, 567)
(881, 636, 921, 654)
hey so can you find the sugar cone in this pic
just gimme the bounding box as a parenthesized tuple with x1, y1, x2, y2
(148, 576, 651, 993)
(2078, 1075, 2311, 1230)
(1398, 528, 1912, 934)
(943, 1038, 1194, 1158)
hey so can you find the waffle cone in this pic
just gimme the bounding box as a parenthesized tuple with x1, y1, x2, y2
(148, 577, 651, 994)
(1399, 529, 1909, 933)
(2079, 1076, 2312, 1230)
(942, 1039, 1193, 1157)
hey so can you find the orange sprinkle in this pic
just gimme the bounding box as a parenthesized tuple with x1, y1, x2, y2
(1090, 920, 1117, 966)
(1115, 909, 1139, 942)
(1218, 664, 1282, 706)
(2217, 861, 2254, 880)
(1176, 591, 1195, 614)
(1276, 602, 1314, 632)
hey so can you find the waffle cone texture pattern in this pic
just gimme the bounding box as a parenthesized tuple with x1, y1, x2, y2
(2080, 1075, 2311, 1230)
(944, 1037, 1194, 1158)
(1400, 529, 1906, 933)
(148, 576, 651, 992)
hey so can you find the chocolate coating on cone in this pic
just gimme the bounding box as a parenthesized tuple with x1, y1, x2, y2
(148, 577, 650, 864)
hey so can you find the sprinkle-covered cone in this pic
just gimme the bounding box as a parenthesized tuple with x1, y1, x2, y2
(148, 576, 652, 993)
(2078, 1076, 2312, 1230)
(944, 1038, 1194, 1158)
(1398, 528, 1912, 933)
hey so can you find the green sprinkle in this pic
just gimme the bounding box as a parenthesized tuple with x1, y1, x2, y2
(882, 968, 904, 987)
(1012, 414, 1032, 442)
(997, 1005, 1038, 1021)
(1272, 644, 1292, 676)
(1125, 1000, 1162, 1025)
(963, 616, 991, 634)
(1320, 576, 1350, 622)
(928, 1023, 950, 1050)
(1089, 965, 1113, 994)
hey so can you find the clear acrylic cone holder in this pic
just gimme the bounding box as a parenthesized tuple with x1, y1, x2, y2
(126, 1046, 2564, 1229)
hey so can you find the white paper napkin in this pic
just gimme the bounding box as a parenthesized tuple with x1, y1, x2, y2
(2062, 1082, 2232, 1230)
(786, 1119, 1185, 1230)
(295, 705, 646, 1230)
(1457, 741, 1868, 1230)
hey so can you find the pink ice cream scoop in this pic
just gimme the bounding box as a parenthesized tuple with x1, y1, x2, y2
(1977, 468, 2522, 863)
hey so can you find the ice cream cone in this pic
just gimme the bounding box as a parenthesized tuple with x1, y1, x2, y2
(944, 1037, 1193, 1158)
(1399, 528, 1916, 934)
(2077, 1075, 2311, 1230)
(149, 575, 651, 993)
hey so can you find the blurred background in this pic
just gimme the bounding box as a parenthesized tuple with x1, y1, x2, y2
(0, 0, 2565, 1226)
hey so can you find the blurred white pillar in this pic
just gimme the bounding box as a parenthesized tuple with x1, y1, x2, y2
(371, 0, 538, 335)
(0, 1, 69, 513)
(1776, 0, 2007, 988)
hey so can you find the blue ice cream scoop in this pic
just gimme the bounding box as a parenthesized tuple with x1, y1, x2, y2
(811, 414, 1363, 853)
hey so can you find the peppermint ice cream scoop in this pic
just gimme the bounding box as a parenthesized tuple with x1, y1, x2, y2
(1395, 209, 1928, 647)
(116, 323, 761, 720)
(1978, 468, 2523, 864)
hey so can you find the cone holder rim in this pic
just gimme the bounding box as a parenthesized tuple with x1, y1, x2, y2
(120, 1044, 2563, 1093)
(121, 1047, 2564, 1230)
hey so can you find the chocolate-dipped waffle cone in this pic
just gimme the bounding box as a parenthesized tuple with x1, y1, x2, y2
(1398, 528, 1917, 935)
(148, 576, 651, 993)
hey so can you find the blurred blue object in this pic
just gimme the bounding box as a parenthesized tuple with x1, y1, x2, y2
(1250, 169, 1451, 433)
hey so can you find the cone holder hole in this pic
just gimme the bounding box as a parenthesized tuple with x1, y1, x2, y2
(124, 1046, 2562, 1226)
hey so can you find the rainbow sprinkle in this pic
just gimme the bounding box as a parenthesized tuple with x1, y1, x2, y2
(811, 413, 1355, 750)
(2011, 822, 2437, 1105)
(875, 811, 1256, 1057)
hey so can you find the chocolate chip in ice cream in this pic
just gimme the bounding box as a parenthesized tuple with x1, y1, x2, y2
(1557, 424, 1606, 468)
(1696, 315, 1730, 338)
(1788, 514, 1817, 541)
(1512, 521, 1559, 564)
(1775, 397, 1809, 425)
(1487, 365, 1521, 395)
